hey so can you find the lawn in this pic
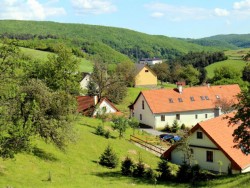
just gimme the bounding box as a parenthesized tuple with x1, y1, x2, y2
(205, 59, 246, 79)
(20, 47, 93, 72)
(225, 48, 250, 60)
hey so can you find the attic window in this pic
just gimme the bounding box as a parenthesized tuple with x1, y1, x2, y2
(178, 98, 183, 102)
(145, 70, 149, 72)
(190, 96, 195, 101)
(205, 96, 209, 100)
(200, 96, 205, 100)
(197, 131, 203, 139)
(169, 98, 174, 103)
(216, 95, 220, 100)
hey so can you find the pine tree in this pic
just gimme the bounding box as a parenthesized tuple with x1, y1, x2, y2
(99, 145, 118, 168)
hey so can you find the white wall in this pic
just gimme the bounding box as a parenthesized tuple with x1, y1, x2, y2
(93, 100, 117, 116)
(133, 94, 156, 128)
(154, 109, 215, 129)
(171, 128, 235, 174)
(80, 74, 90, 90)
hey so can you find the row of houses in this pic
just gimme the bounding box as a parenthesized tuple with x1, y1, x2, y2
(77, 66, 249, 174)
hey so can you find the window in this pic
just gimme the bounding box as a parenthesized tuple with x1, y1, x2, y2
(161, 115, 165, 121)
(190, 96, 195, 101)
(145, 69, 149, 72)
(206, 151, 213, 162)
(169, 98, 174, 103)
(200, 96, 205, 100)
(142, 100, 144, 109)
(176, 114, 180, 120)
(195, 114, 198, 119)
(178, 98, 183, 102)
(140, 114, 142, 120)
(197, 131, 203, 139)
(205, 96, 209, 100)
(205, 114, 208, 118)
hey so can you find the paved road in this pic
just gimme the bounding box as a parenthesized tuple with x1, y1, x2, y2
(139, 128, 164, 136)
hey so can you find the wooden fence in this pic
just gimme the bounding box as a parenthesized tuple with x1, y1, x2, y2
(130, 135, 166, 155)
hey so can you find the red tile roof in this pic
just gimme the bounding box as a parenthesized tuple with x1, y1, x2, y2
(139, 84, 240, 113)
(163, 112, 250, 171)
(194, 113, 250, 171)
(76, 96, 95, 113)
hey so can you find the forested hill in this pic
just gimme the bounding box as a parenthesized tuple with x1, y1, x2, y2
(186, 34, 250, 50)
(0, 20, 215, 62)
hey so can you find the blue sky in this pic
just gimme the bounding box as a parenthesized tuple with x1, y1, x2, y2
(0, 0, 250, 38)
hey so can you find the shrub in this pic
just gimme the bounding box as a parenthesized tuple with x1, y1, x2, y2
(99, 145, 118, 168)
(144, 167, 157, 181)
(95, 125, 105, 136)
(176, 161, 192, 183)
(171, 120, 180, 133)
(121, 156, 134, 176)
(157, 159, 173, 181)
(162, 124, 171, 132)
(104, 130, 111, 139)
(133, 156, 145, 177)
(180, 124, 186, 130)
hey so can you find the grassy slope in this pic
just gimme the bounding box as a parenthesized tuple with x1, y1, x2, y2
(205, 48, 249, 79)
(0, 116, 171, 188)
(20, 47, 93, 72)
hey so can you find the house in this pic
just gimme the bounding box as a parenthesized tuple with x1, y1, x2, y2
(139, 58, 162, 65)
(76, 96, 120, 116)
(129, 84, 241, 129)
(134, 64, 157, 87)
(80, 72, 91, 90)
(162, 113, 250, 174)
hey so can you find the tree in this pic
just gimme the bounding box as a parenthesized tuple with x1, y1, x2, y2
(152, 63, 170, 86)
(128, 117, 140, 135)
(157, 158, 172, 181)
(116, 61, 136, 87)
(99, 144, 119, 168)
(243, 52, 250, 61)
(0, 79, 76, 158)
(242, 63, 250, 82)
(111, 116, 128, 138)
(121, 156, 134, 176)
(213, 66, 240, 82)
(228, 89, 250, 155)
(214, 98, 236, 114)
(178, 65, 200, 86)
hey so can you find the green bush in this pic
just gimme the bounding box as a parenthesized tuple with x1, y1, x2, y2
(99, 145, 118, 168)
(180, 123, 186, 130)
(95, 125, 105, 136)
(157, 159, 173, 181)
(171, 120, 180, 133)
(176, 161, 192, 183)
(121, 156, 134, 176)
(104, 130, 111, 139)
(162, 124, 171, 132)
(133, 157, 145, 177)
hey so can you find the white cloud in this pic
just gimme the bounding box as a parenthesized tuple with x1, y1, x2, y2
(71, 0, 117, 15)
(233, 0, 250, 9)
(0, 0, 66, 20)
(145, 3, 211, 22)
(151, 12, 164, 18)
(214, 8, 230, 17)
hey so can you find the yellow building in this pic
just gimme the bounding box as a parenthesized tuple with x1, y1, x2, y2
(134, 64, 157, 87)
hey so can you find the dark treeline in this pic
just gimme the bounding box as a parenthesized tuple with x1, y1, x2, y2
(0, 32, 58, 40)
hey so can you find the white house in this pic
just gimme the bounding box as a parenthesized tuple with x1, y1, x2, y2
(129, 84, 241, 129)
(162, 113, 250, 174)
(76, 96, 121, 117)
(80, 72, 91, 90)
(139, 58, 162, 65)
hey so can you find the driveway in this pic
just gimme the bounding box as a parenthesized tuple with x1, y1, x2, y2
(139, 128, 164, 136)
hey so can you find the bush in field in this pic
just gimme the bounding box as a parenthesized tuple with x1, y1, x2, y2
(99, 145, 118, 168)
(157, 159, 173, 181)
(133, 156, 145, 177)
(121, 156, 134, 176)
(176, 161, 192, 183)
(95, 125, 105, 136)
(171, 120, 180, 133)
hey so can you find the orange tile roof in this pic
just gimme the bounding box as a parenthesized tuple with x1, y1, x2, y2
(76, 96, 95, 112)
(140, 84, 240, 113)
(195, 113, 250, 171)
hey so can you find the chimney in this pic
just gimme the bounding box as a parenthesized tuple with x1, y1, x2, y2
(94, 96, 98, 105)
(177, 83, 183, 94)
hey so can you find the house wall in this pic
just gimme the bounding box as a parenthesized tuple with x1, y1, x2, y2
(171, 128, 233, 174)
(154, 109, 215, 129)
(93, 100, 117, 116)
(80, 74, 90, 90)
(133, 94, 156, 128)
(135, 67, 157, 87)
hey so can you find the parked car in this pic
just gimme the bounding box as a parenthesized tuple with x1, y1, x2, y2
(159, 134, 181, 142)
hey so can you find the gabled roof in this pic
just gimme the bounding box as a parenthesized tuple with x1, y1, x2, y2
(76, 96, 95, 113)
(135, 64, 157, 76)
(98, 97, 120, 113)
(194, 113, 250, 170)
(133, 84, 240, 114)
(163, 113, 250, 171)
